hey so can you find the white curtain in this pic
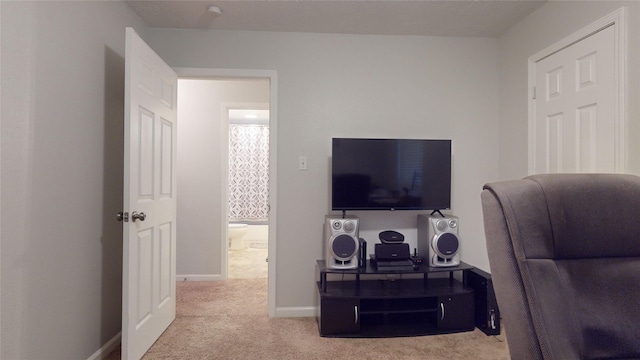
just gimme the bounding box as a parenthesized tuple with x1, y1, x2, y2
(228, 125, 270, 220)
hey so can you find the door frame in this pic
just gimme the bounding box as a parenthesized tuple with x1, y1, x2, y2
(527, 7, 626, 174)
(175, 67, 278, 317)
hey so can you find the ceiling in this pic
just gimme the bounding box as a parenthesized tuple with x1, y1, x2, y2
(125, 0, 547, 38)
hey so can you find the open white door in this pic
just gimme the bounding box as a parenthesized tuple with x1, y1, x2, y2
(122, 27, 177, 360)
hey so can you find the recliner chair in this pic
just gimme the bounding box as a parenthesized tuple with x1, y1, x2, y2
(481, 173, 640, 360)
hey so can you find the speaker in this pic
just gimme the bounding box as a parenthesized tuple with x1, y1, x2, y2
(467, 267, 501, 336)
(374, 243, 411, 260)
(418, 215, 460, 267)
(379, 230, 405, 244)
(324, 215, 360, 269)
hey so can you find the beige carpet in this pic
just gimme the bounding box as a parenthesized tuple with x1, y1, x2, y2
(107, 277, 509, 359)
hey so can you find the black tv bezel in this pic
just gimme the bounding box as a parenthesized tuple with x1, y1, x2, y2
(330, 137, 452, 212)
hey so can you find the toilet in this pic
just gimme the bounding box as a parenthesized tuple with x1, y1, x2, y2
(228, 223, 249, 250)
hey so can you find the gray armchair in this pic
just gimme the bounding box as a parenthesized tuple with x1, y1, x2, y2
(481, 174, 640, 360)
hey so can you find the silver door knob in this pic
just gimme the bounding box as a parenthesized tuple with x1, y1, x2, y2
(116, 212, 129, 222)
(131, 211, 146, 222)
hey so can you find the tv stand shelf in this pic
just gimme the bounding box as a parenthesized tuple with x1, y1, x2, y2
(315, 260, 475, 338)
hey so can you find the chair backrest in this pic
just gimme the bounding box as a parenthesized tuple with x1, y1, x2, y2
(481, 173, 640, 360)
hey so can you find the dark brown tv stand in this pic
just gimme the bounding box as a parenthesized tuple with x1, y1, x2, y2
(315, 260, 475, 337)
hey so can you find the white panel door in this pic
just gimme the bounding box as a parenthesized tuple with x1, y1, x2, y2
(531, 25, 616, 174)
(123, 27, 177, 360)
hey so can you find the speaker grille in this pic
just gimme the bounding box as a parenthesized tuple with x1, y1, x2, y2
(435, 233, 459, 257)
(343, 220, 355, 233)
(436, 219, 448, 232)
(331, 234, 357, 260)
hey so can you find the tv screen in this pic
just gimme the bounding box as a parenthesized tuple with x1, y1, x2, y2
(331, 138, 451, 211)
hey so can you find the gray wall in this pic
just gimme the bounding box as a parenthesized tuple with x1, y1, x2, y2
(1, 1, 145, 359)
(146, 29, 501, 311)
(498, 1, 640, 180)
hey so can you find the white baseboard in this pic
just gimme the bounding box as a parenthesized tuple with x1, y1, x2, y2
(176, 274, 224, 281)
(274, 306, 316, 318)
(87, 332, 120, 360)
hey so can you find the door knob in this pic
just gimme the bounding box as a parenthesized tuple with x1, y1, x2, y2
(116, 212, 129, 222)
(131, 211, 146, 222)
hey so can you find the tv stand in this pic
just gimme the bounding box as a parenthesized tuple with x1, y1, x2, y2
(315, 260, 475, 337)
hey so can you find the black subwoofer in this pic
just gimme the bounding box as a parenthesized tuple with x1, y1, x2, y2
(467, 267, 501, 336)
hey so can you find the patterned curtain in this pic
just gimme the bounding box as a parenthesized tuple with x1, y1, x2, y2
(228, 125, 270, 220)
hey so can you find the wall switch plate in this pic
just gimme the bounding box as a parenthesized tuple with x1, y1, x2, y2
(298, 156, 308, 170)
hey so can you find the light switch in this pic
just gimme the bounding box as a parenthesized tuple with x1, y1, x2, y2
(298, 156, 308, 170)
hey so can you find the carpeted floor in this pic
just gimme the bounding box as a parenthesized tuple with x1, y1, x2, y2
(107, 276, 509, 359)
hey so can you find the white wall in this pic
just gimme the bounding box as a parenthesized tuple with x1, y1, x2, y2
(498, 1, 640, 180)
(147, 29, 500, 311)
(1, 1, 146, 359)
(176, 78, 269, 277)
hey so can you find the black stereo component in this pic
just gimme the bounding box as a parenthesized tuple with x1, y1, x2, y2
(358, 238, 367, 268)
(467, 267, 501, 336)
(379, 230, 405, 244)
(374, 243, 410, 260)
(369, 255, 414, 270)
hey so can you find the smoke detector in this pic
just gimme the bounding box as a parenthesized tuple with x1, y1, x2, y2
(207, 5, 222, 16)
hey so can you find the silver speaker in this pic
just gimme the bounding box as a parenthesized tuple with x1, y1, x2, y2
(324, 215, 360, 269)
(418, 215, 460, 267)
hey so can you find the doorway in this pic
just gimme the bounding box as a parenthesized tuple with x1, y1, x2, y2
(175, 68, 278, 317)
(227, 107, 270, 279)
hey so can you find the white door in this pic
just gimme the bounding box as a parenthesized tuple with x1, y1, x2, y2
(122, 27, 177, 360)
(530, 21, 621, 174)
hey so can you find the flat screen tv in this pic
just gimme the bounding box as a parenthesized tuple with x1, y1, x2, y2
(331, 138, 451, 211)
